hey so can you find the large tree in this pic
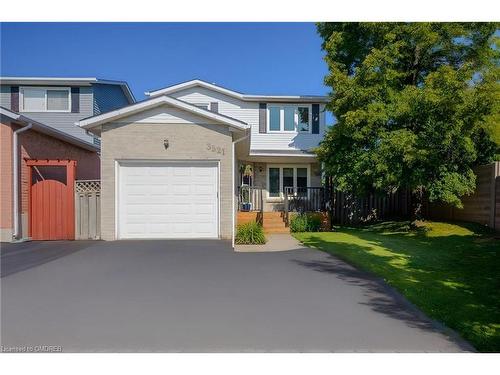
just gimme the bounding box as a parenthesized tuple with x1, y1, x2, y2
(316, 23, 499, 217)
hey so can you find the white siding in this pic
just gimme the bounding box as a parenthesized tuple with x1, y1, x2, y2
(170, 86, 325, 152)
(112, 104, 219, 125)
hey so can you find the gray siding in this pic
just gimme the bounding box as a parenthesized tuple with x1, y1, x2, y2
(93, 84, 130, 115)
(0, 85, 94, 142)
(1, 85, 11, 109)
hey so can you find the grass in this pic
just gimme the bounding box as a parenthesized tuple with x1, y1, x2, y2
(293, 220, 500, 352)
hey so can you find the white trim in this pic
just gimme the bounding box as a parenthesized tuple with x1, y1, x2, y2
(19, 86, 71, 113)
(248, 151, 317, 157)
(266, 164, 310, 200)
(115, 159, 220, 240)
(145, 79, 329, 103)
(77, 95, 249, 131)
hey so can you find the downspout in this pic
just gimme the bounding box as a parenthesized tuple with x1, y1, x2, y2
(12, 123, 32, 240)
(232, 132, 249, 248)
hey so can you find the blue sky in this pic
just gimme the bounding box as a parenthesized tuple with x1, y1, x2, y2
(0, 23, 331, 104)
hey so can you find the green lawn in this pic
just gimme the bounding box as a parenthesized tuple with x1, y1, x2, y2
(293, 221, 500, 352)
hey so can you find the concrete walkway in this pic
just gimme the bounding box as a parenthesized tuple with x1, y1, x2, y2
(235, 234, 305, 252)
(1, 240, 473, 352)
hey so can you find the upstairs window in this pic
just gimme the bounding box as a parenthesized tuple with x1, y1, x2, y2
(269, 106, 281, 131)
(20, 87, 71, 112)
(267, 105, 311, 133)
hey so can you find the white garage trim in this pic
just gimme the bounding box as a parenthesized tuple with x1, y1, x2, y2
(115, 159, 220, 239)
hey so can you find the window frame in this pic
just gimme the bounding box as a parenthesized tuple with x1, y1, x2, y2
(19, 86, 72, 113)
(266, 104, 312, 134)
(266, 164, 311, 200)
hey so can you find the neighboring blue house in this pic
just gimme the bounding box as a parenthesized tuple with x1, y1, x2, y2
(0, 77, 135, 144)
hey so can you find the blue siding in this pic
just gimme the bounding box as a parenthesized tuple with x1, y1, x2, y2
(92, 83, 130, 115)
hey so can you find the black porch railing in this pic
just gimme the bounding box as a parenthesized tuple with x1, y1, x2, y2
(284, 187, 326, 225)
(238, 186, 264, 213)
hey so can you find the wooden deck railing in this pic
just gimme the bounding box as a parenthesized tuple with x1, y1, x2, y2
(238, 186, 264, 213)
(284, 187, 326, 225)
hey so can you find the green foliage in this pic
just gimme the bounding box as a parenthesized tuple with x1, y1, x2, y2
(316, 22, 500, 209)
(289, 213, 322, 232)
(295, 221, 500, 352)
(235, 222, 266, 245)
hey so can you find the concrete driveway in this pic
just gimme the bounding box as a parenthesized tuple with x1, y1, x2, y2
(1, 240, 472, 352)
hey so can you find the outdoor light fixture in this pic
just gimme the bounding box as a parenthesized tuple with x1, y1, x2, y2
(164, 139, 169, 149)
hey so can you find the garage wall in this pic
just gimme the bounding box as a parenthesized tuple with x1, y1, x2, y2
(100, 120, 233, 240)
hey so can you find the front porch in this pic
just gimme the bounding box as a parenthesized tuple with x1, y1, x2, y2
(235, 155, 328, 232)
(237, 185, 328, 233)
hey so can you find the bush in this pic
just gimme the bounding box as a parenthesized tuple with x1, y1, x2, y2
(289, 213, 322, 232)
(235, 222, 266, 244)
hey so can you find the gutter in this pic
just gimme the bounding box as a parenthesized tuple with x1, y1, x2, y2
(231, 133, 250, 248)
(12, 123, 32, 240)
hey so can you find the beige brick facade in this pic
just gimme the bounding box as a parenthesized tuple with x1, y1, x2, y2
(100, 121, 234, 240)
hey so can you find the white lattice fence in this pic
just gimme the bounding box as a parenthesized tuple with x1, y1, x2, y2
(75, 180, 101, 240)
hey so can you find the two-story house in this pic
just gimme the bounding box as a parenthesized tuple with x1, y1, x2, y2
(1, 77, 135, 144)
(0, 77, 135, 242)
(76, 79, 329, 244)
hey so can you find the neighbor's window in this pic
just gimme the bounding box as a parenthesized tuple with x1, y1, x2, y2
(297, 107, 310, 132)
(269, 168, 280, 197)
(20, 87, 71, 112)
(269, 107, 281, 131)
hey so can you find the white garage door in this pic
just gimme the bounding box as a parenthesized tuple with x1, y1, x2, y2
(118, 161, 218, 239)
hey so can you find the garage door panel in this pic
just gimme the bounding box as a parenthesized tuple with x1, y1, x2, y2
(118, 162, 218, 239)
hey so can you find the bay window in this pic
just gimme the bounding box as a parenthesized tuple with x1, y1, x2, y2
(267, 105, 311, 133)
(20, 87, 71, 112)
(267, 165, 310, 198)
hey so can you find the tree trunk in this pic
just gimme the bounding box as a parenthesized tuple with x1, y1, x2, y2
(411, 186, 424, 224)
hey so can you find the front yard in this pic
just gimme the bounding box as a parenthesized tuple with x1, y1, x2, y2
(294, 221, 500, 352)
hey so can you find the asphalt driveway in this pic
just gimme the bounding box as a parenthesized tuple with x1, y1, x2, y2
(1, 240, 472, 352)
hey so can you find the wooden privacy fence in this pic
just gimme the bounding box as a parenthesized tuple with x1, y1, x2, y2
(75, 180, 101, 240)
(329, 188, 413, 225)
(427, 162, 500, 231)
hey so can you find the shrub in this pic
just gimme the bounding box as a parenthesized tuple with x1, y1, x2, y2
(235, 222, 266, 244)
(289, 213, 322, 232)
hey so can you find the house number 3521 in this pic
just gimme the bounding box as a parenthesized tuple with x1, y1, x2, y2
(206, 143, 225, 155)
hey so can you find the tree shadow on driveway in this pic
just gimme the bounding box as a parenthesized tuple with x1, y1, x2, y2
(290, 247, 475, 352)
(1, 241, 98, 278)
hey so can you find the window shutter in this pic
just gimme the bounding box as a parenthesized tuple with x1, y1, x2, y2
(210, 102, 218, 113)
(10, 86, 19, 112)
(71, 87, 80, 113)
(259, 103, 267, 133)
(312, 104, 320, 134)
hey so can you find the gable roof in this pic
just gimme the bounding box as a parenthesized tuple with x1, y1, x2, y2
(0, 106, 99, 152)
(76, 94, 249, 131)
(145, 79, 329, 103)
(0, 76, 135, 104)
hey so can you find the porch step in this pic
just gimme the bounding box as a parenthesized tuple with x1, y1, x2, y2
(262, 212, 289, 234)
(237, 212, 259, 225)
(237, 211, 289, 234)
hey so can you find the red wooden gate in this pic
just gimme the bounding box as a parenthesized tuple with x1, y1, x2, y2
(28, 160, 76, 240)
